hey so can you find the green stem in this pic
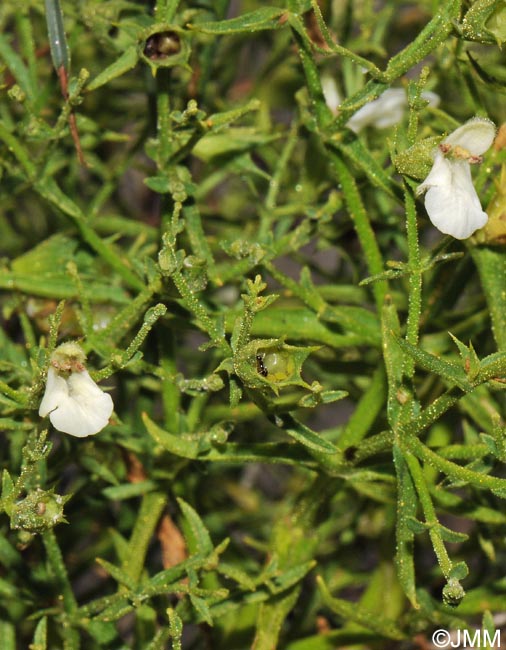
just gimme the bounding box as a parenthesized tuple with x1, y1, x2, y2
(121, 492, 167, 586)
(161, 237, 229, 351)
(42, 530, 80, 649)
(404, 185, 422, 379)
(404, 453, 453, 578)
(290, 23, 333, 130)
(159, 328, 181, 433)
(330, 151, 387, 312)
(384, 0, 461, 80)
(398, 388, 460, 439)
(156, 70, 172, 166)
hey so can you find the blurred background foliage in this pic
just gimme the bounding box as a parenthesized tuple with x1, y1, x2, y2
(2, 0, 506, 648)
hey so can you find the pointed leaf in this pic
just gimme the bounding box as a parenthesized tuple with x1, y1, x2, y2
(393, 445, 418, 608)
(271, 414, 338, 454)
(189, 593, 213, 626)
(397, 339, 471, 390)
(95, 558, 137, 591)
(143, 413, 199, 459)
(177, 498, 213, 555)
(189, 8, 286, 34)
(316, 576, 405, 640)
(87, 46, 138, 91)
(30, 617, 47, 650)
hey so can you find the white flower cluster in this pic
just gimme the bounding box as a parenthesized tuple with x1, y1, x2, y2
(322, 79, 496, 240)
(39, 342, 113, 437)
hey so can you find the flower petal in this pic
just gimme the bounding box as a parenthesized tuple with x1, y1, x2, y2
(421, 90, 440, 108)
(416, 150, 452, 196)
(444, 117, 496, 156)
(423, 160, 488, 239)
(321, 75, 341, 115)
(40, 369, 113, 437)
(347, 88, 407, 133)
(39, 367, 68, 417)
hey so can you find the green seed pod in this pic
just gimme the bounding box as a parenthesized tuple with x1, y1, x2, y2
(233, 338, 317, 395)
(486, 4, 506, 44)
(11, 489, 68, 533)
(442, 578, 466, 607)
(393, 137, 440, 181)
(462, 0, 506, 44)
(261, 349, 295, 381)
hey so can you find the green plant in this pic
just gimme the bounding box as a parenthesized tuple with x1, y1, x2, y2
(2, 0, 506, 648)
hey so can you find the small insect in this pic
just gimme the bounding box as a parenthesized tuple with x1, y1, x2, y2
(143, 31, 181, 60)
(256, 354, 268, 377)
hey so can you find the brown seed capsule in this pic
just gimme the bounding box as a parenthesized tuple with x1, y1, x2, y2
(256, 354, 268, 377)
(144, 31, 181, 60)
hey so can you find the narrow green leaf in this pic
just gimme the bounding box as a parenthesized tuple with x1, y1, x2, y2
(253, 588, 301, 650)
(121, 492, 166, 586)
(44, 0, 70, 71)
(406, 517, 429, 535)
(216, 562, 256, 591)
(269, 561, 315, 594)
(86, 46, 138, 91)
(397, 338, 471, 390)
(94, 598, 133, 622)
(143, 413, 200, 459)
(438, 526, 469, 544)
(477, 350, 506, 382)
(1, 470, 15, 504)
(189, 593, 213, 625)
(177, 497, 213, 555)
(36, 178, 144, 291)
(0, 620, 16, 650)
(316, 576, 405, 640)
(189, 7, 286, 34)
(393, 445, 418, 608)
(95, 558, 137, 590)
(31, 616, 47, 650)
(338, 366, 386, 448)
(333, 138, 398, 198)
(102, 481, 157, 501)
(0, 34, 35, 100)
(449, 561, 469, 581)
(271, 413, 338, 454)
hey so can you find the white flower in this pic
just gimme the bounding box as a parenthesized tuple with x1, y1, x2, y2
(321, 75, 342, 115)
(417, 118, 496, 239)
(39, 343, 113, 437)
(346, 88, 440, 133)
